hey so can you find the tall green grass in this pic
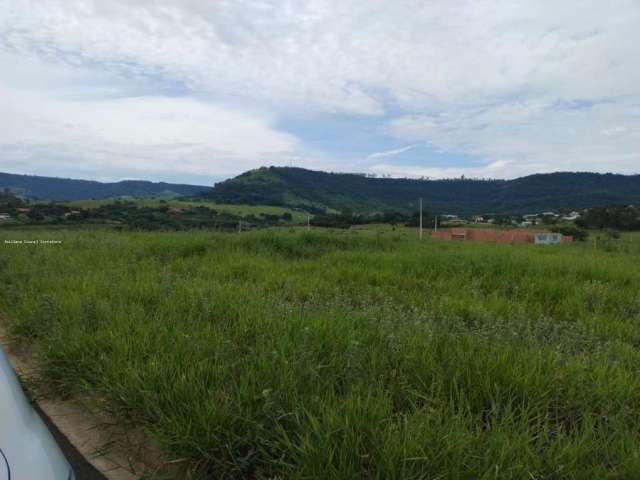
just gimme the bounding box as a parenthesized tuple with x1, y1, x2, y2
(1, 228, 640, 478)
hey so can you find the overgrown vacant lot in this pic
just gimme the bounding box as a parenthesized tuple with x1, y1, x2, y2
(2, 228, 640, 479)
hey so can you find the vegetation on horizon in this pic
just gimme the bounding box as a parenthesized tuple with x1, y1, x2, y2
(203, 166, 640, 215)
(62, 197, 306, 222)
(3, 190, 638, 239)
(0, 171, 207, 201)
(576, 205, 640, 231)
(2, 228, 640, 478)
(0, 196, 301, 231)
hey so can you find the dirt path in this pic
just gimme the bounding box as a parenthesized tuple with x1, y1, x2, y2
(0, 326, 171, 480)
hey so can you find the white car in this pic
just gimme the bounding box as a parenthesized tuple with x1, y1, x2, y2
(0, 346, 74, 479)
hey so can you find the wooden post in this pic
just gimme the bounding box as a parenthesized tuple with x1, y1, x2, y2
(419, 197, 423, 240)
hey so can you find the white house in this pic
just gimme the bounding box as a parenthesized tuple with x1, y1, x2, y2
(534, 233, 563, 245)
(561, 211, 580, 221)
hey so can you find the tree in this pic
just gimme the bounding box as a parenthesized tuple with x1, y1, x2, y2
(576, 205, 640, 231)
(551, 225, 588, 241)
(0, 191, 25, 208)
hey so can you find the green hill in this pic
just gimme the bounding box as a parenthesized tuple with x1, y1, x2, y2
(204, 167, 640, 215)
(0, 172, 208, 201)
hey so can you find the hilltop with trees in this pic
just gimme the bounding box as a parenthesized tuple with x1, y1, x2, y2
(0, 172, 208, 201)
(203, 167, 640, 216)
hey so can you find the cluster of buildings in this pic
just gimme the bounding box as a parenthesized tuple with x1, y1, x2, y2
(0, 208, 30, 222)
(430, 211, 579, 244)
(432, 228, 572, 245)
(519, 211, 581, 227)
(465, 211, 582, 227)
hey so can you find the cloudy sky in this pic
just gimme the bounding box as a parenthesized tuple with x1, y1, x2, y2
(1, 0, 639, 185)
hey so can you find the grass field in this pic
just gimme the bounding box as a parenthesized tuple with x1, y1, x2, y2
(2, 227, 640, 478)
(61, 197, 308, 223)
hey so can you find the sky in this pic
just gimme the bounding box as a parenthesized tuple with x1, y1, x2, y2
(1, 0, 639, 186)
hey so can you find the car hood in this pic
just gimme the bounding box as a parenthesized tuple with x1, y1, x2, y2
(0, 448, 8, 480)
(0, 346, 72, 479)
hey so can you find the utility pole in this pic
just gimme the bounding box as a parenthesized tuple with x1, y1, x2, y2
(238, 220, 242, 233)
(307, 214, 311, 231)
(434, 215, 438, 233)
(419, 197, 423, 240)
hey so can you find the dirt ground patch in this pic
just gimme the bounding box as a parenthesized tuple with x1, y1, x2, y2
(0, 326, 173, 480)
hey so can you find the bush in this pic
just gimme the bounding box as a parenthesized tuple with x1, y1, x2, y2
(551, 225, 589, 241)
(310, 214, 352, 229)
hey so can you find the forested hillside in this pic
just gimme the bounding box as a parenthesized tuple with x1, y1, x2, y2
(4, 167, 640, 214)
(0, 172, 208, 200)
(204, 167, 640, 215)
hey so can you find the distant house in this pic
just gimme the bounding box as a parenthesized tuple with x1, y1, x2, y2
(168, 207, 184, 215)
(533, 232, 564, 245)
(446, 218, 466, 226)
(432, 228, 572, 245)
(16, 208, 30, 214)
(560, 211, 580, 221)
(0, 213, 10, 221)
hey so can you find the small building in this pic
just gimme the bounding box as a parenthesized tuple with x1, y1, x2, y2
(168, 207, 184, 215)
(446, 218, 466, 226)
(0, 213, 10, 221)
(16, 208, 30, 214)
(560, 212, 580, 221)
(533, 232, 564, 245)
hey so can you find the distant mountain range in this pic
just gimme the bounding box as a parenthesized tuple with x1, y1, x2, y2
(4, 167, 640, 215)
(0, 172, 208, 201)
(204, 167, 640, 215)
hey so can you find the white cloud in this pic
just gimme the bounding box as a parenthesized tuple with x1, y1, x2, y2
(387, 98, 640, 178)
(1, 0, 639, 180)
(367, 145, 418, 160)
(0, 53, 303, 182)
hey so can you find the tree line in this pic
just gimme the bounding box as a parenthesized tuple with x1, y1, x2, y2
(576, 205, 640, 231)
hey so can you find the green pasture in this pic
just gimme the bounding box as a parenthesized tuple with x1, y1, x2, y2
(1, 228, 640, 478)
